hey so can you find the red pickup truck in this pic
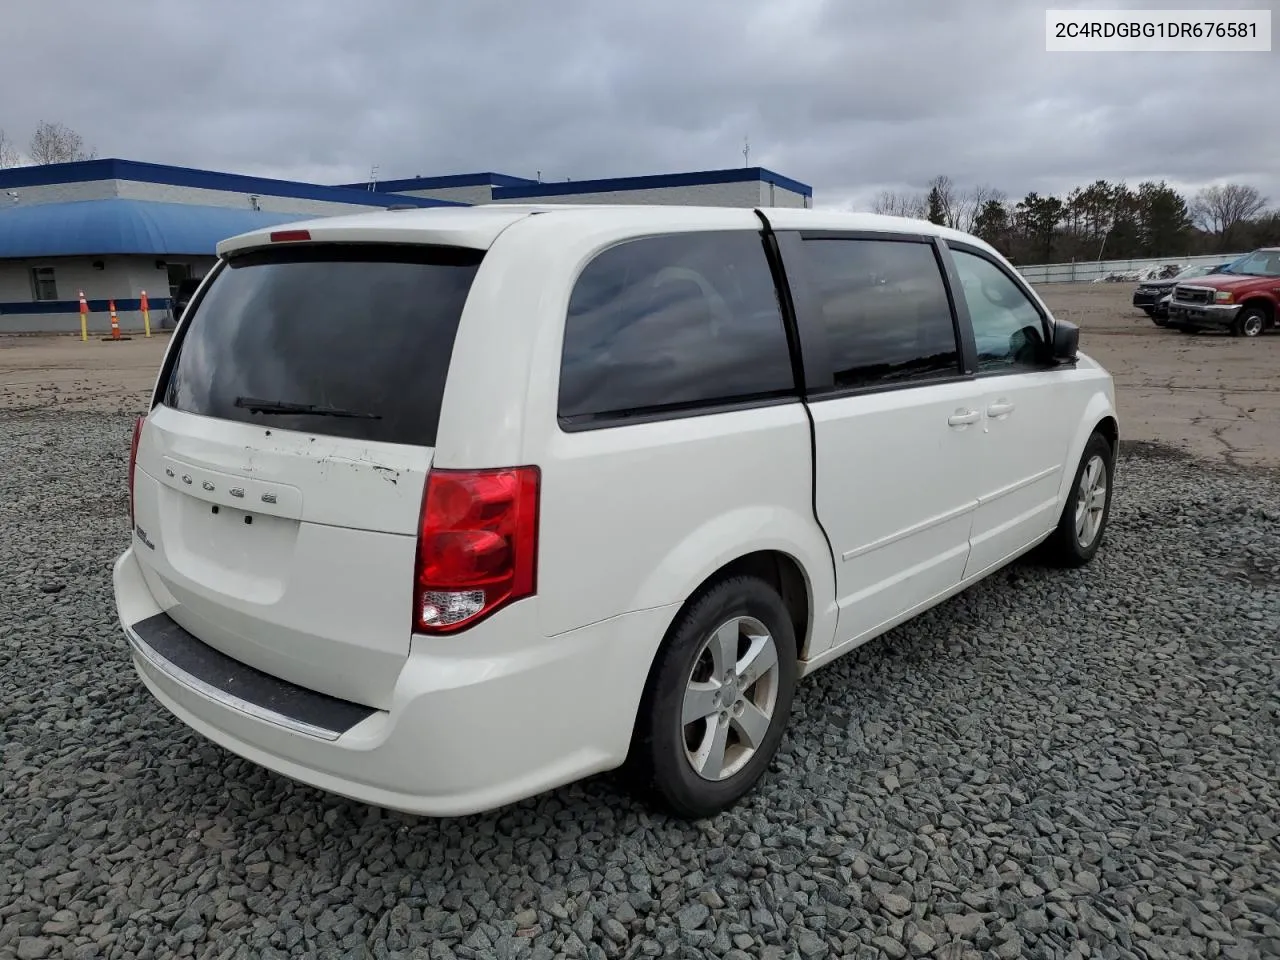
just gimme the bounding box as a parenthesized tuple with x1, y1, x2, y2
(1167, 247, 1280, 338)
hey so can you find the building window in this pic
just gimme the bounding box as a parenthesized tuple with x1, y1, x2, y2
(29, 267, 58, 301)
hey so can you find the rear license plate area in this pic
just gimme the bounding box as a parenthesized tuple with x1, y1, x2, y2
(162, 487, 300, 601)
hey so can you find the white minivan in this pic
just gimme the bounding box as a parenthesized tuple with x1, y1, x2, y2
(114, 205, 1118, 819)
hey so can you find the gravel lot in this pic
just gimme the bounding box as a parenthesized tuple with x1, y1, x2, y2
(2, 283, 1279, 960)
(2, 410, 1278, 959)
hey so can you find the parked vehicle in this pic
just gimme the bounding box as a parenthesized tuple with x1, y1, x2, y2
(113, 205, 1119, 819)
(171, 277, 203, 321)
(161, 277, 204, 329)
(1168, 247, 1280, 337)
(1133, 261, 1233, 325)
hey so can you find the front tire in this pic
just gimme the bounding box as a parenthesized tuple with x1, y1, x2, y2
(627, 576, 797, 819)
(1042, 432, 1115, 568)
(1234, 306, 1267, 339)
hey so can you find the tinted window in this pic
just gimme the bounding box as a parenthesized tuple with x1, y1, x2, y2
(800, 238, 960, 389)
(950, 248, 1047, 371)
(558, 231, 795, 420)
(163, 244, 483, 447)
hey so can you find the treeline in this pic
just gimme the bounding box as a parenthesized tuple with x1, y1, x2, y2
(0, 120, 97, 168)
(872, 175, 1280, 265)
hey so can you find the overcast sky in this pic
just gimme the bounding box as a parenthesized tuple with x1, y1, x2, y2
(1, 0, 1276, 210)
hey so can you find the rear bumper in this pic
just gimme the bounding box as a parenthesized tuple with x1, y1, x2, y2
(114, 547, 675, 816)
(1168, 302, 1240, 328)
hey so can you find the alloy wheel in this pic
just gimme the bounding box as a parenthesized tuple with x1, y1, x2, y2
(1074, 454, 1108, 549)
(682, 617, 781, 781)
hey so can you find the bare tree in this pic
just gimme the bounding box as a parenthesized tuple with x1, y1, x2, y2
(1191, 184, 1269, 248)
(956, 184, 1005, 234)
(871, 189, 926, 219)
(28, 121, 96, 164)
(926, 175, 962, 229)
(0, 128, 19, 168)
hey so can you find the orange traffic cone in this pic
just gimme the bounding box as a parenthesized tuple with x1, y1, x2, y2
(101, 299, 132, 342)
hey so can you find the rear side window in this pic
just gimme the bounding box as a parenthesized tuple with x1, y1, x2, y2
(798, 238, 960, 390)
(558, 231, 796, 422)
(163, 244, 483, 447)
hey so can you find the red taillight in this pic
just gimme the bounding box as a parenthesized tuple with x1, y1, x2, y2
(413, 466, 540, 634)
(128, 416, 144, 524)
(269, 229, 311, 243)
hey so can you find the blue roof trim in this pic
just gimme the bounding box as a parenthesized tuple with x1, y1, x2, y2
(0, 159, 468, 209)
(0, 199, 311, 258)
(491, 166, 814, 200)
(334, 172, 538, 192)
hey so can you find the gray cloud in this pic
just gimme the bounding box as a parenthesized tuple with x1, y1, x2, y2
(2, 0, 1276, 210)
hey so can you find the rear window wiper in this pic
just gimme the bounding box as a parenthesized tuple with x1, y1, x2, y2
(234, 396, 382, 419)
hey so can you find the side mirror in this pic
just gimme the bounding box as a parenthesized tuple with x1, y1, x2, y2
(1051, 318, 1080, 363)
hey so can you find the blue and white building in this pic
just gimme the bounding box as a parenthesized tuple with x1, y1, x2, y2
(0, 159, 813, 334)
(336, 167, 815, 210)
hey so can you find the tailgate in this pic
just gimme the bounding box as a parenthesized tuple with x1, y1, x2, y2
(129, 240, 484, 709)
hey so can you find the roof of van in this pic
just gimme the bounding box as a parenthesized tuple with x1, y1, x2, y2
(215, 204, 985, 258)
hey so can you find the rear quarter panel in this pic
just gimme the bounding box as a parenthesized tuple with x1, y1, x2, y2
(533, 405, 837, 657)
(434, 214, 838, 656)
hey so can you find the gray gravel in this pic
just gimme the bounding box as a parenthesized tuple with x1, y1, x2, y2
(2, 411, 1278, 960)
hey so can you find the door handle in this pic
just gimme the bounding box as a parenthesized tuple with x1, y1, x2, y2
(947, 408, 982, 427)
(987, 400, 1015, 418)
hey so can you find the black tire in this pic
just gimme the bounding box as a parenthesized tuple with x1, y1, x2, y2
(627, 575, 797, 819)
(1141, 307, 1155, 317)
(1152, 316, 1168, 328)
(1233, 306, 1267, 339)
(1041, 431, 1115, 568)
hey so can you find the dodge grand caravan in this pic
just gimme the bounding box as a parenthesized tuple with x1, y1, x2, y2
(114, 205, 1119, 819)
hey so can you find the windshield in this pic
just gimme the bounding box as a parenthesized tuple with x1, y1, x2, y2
(162, 243, 484, 447)
(1220, 251, 1280, 278)
(1173, 264, 1213, 280)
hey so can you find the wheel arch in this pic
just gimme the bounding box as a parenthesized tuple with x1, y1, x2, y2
(624, 504, 837, 661)
(676, 550, 813, 658)
(1094, 413, 1119, 458)
(1237, 297, 1275, 325)
(623, 547, 816, 768)
(1055, 395, 1120, 508)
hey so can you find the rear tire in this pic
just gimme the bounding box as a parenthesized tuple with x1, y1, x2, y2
(1042, 431, 1115, 568)
(1234, 306, 1267, 339)
(627, 576, 797, 819)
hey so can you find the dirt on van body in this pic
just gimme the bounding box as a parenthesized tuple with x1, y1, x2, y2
(1, 282, 1277, 469)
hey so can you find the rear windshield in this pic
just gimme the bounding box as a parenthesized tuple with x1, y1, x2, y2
(162, 244, 483, 447)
